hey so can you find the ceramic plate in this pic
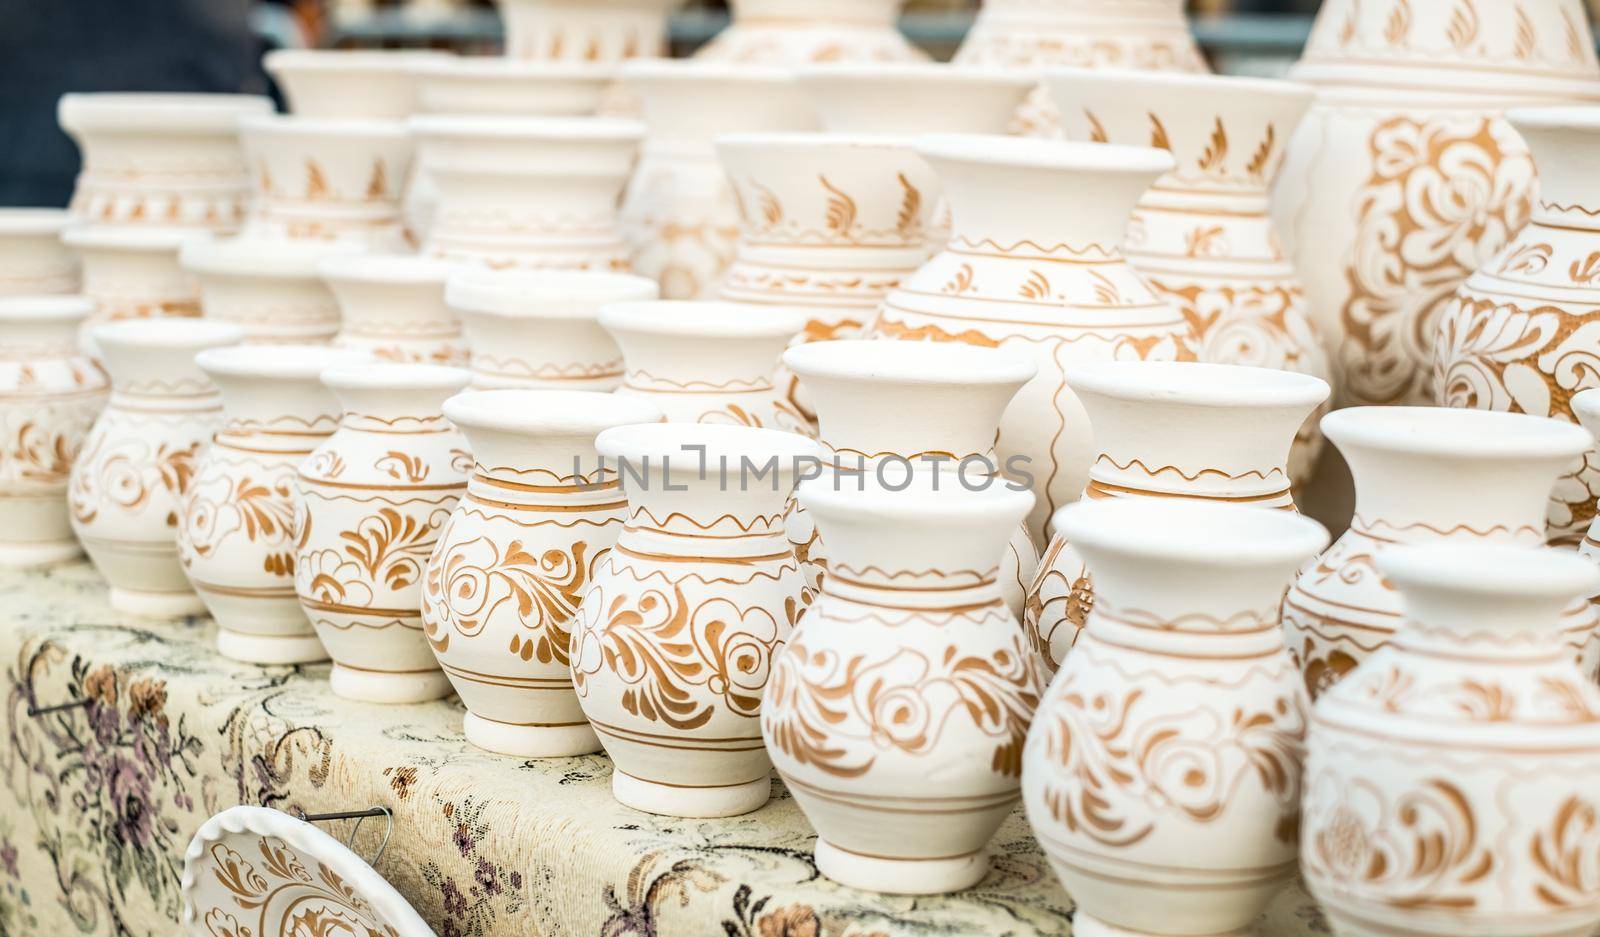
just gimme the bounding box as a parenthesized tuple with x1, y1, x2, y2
(181, 805, 433, 937)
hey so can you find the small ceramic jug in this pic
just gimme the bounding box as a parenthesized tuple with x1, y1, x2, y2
(447, 268, 657, 390)
(422, 390, 663, 756)
(1023, 498, 1328, 937)
(694, 0, 926, 65)
(183, 237, 349, 345)
(1027, 361, 1329, 677)
(571, 423, 816, 817)
(0, 209, 77, 295)
(69, 319, 243, 616)
(179, 345, 373, 663)
(322, 254, 470, 366)
(62, 226, 208, 356)
(1302, 543, 1600, 937)
(599, 300, 810, 433)
(781, 339, 1040, 615)
(765, 477, 1041, 894)
(294, 364, 472, 703)
(0, 296, 109, 567)
(1283, 407, 1600, 699)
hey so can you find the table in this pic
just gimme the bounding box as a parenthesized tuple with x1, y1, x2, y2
(0, 562, 1329, 936)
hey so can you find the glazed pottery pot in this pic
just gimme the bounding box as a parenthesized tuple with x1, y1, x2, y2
(179, 345, 373, 663)
(1282, 406, 1600, 700)
(1023, 498, 1328, 937)
(263, 49, 441, 119)
(955, 0, 1207, 136)
(1027, 361, 1329, 678)
(1275, 0, 1600, 412)
(870, 135, 1196, 541)
(294, 364, 472, 703)
(58, 93, 272, 233)
(69, 320, 243, 617)
(1435, 107, 1600, 547)
(322, 254, 470, 366)
(694, 0, 926, 65)
(1048, 69, 1331, 486)
(182, 237, 350, 345)
(620, 62, 819, 300)
(0, 297, 109, 567)
(492, 0, 676, 62)
(715, 132, 942, 422)
(599, 300, 810, 433)
(61, 225, 207, 356)
(447, 268, 656, 390)
(238, 115, 412, 250)
(571, 423, 816, 817)
(781, 339, 1040, 615)
(422, 390, 663, 756)
(1302, 543, 1600, 937)
(412, 115, 643, 270)
(0, 209, 77, 295)
(765, 477, 1041, 894)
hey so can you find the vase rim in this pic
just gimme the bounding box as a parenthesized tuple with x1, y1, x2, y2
(621, 59, 797, 85)
(798, 475, 1034, 525)
(182, 236, 361, 279)
(596, 422, 818, 468)
(196, 345, 373, 381)
(264, 48, 448, 76)
(1043, 65, 1313, 102)
(1379, 543, 1600, 606)
(916, 132, 1174, 175)
(0, 207, 71, 235)
(1507, 105, 1600, 133)
(1066, 361, 1329, 410)
(1055, 499, 1329, 569)
(716, 130, 915, 153)
(61, 224, 209, 252)
(94, 318, 243, 351)
(320, 363, 472, 393)
(784, 339, 1036, 386)
(447, 269, 658, 317)
(415, 56, 613, 82)
(798, 62, 1031, 89)
(410, 113, 644, 141)
(0, 295, 93, 323)
(239, 113, 410, 139)
(319, 252, 462, 286)
(58, 92, 273, 132)
(599, 300, 804, 339)
(444, 389, 662, 437)
(1323, 406, 1593, 462)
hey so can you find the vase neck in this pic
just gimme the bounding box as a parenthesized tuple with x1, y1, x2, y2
(1519, 119, 1600, 225)
(934, 154, 1154, 255)
(616, 467, 797, 560)
(821, 564, 1005, 615)
(1344, 447, 1558, 543)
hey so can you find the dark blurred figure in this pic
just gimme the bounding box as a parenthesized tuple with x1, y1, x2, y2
(0, 0, 264, 207)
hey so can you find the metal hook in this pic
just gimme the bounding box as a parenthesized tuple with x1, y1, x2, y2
(297, 807, 393, 867)
(26, 698, 91, 718)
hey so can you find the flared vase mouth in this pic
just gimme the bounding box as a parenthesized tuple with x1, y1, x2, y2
(715, 131, 917, 154)
(182, 236, 361, 279)
(0, 208, 72, 235)
(196, 345, 374, 381)
(599, 301, 804, 339)
(799, 62, 1031, 88)
(1507, 105, 1600, 135)
(621, 60, 797, 85)
(596, 423, 819, 472)
(0, 295, 94, 323)
(1323, 406, 1594, 462)
(409, 114, 644, 142)
(94, 318, 244, 351)
(784, 339, 1036, 387)
(1053, 499, 1330, 569)
(798, 475, 1035, 528)
(444, 389, 663, 437)
(414, 57, 614, 82)
(916, 132, 1175, 175)
(1044, 66, 1313, 104)
(61, 224, 210, 252)
(265, 48, 446, 75)
(320, 363, 473, 393)
(447, 269, 658, 318)
(1066, 361, 1330, 410)
(319, 253, 463, 286)
(238, 113, 411, 138)
(1379, 543, 1600, 605)
(58, 93, 273, 132)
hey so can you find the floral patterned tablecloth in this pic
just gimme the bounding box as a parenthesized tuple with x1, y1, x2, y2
(0, 562, 1331, 937)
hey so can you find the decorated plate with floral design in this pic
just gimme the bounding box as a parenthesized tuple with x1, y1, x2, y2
(181, 806, 434, 937)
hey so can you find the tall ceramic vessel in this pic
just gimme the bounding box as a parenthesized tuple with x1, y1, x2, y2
(870, 135, 1196, 540)
(1027, 361, 1329, 678)
(492, 0, 676, 62)
(619, 63, 819, 300)
(599, 300, 809, 432)
(448, 268, 656, 390)
(182, 239, 347, 345)
(422, 390, 663, 756)
(765, 479, 1041, 893)
(571, 424, 816, 817)
(323, 254, 469, 366)
(716, 132, 941, 421)
(1435, 107, 1600, 547)
(69, 320, 243, 616)
(239, 115, 412, 250)
(1024, 498, 1327, 937)
(1282, 406, 1600, 699)
(0, 297, 108, 567)
(295, 365, 472, 703)
(178, 345, 371, 662)
(62, 226, 206, 355)
(1275, 0, 1600, 411)
(412, 115, 643, 270)
(1049, 70, 1331, 485)
(0, 210, 77, 295)
(58, 93, 272, 233)
(695, 0, 925, 64)
(1303, 543, 1600, 937)
(955, 0, 1207, 136)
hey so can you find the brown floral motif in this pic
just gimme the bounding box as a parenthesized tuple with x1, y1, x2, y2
(5, 421, 79, 484)
(179, 469, 299, 575)
(374, 450, 430, 484)
(197, 834, 402, 937)
(339, 507, 443, 593)
(69, 436, 202, 526)
(1531, 796, 1600, 907)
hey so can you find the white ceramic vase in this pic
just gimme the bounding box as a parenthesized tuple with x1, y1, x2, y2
(323, 254, 469, 366)
(870, 135, 1197, 541)
(1302, 543, 1600, 937)
(294, 364, 472, 702)
(1027, 361, 1330, 678)
(571, 423, 816, 817)
(1023, 498, 1328, 937)
(0, 297, 109, 567)
(695, 0, 926, 65)
(182, 238, 348, 345)
(765, 477, 1041, 893)
(422, 389, 663, 756)
(447, 268, 656, 390)
(263, 49, 439, 120)
(61, 226, 207, 356)
(58, 93, 272, 233)
(599, 300, 809, 433)
(493, 0, 676, 62)
(619, 62, 819, 300)
(0, 209, 77, 295)
(1282, 406, 1600, 699)
(69, 320, 243, 617)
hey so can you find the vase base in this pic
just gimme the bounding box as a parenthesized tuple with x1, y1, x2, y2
(464, 712, 600, 758)
(1074, 916, 1249, 937)
(0, 540, 81, 569)
(815, 838, 988, 895)
(330, 663, 453, 704)
(110, 586, 207, 619)
(610, 769, 770, 818)
(216, 628, 330, 666)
